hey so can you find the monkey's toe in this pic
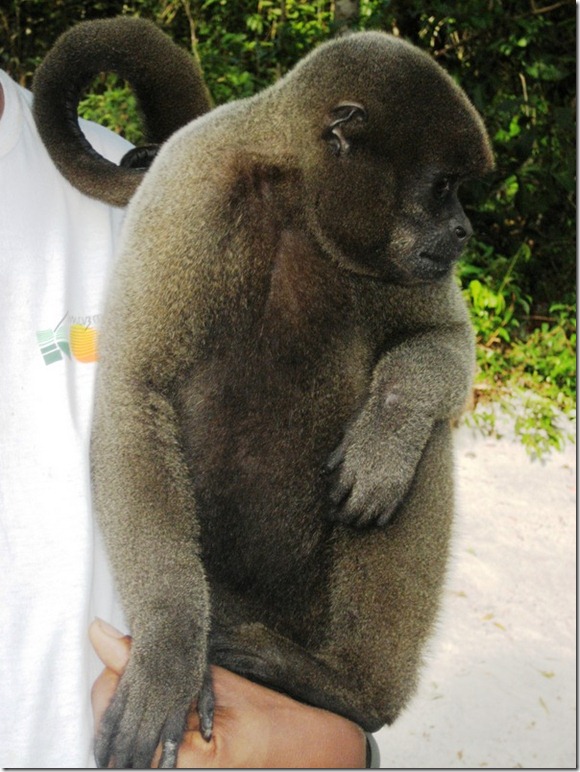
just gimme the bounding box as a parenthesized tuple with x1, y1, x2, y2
(197, 669, 215, 742)
(159, 739, 179, 768)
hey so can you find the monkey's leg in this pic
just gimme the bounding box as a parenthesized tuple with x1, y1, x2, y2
(211, 623, 385, 730)
(214, 422, 454, 731)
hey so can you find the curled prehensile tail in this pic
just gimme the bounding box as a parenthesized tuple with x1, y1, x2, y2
(33, 16, 211, 207)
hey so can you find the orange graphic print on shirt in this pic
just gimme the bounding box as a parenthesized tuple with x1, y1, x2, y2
(37, 314, 100, 365)
(69, 324, 99, 363)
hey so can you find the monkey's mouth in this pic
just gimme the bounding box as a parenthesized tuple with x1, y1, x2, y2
(415, 252, 455, 280)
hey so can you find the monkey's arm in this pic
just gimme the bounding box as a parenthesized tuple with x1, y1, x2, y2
(92, 389, 213, 768)
(91, 378, 213, 768)
(327, 288, 474, 527)
(89, 163, 228, 767)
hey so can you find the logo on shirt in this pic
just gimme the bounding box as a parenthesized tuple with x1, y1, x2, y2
(37, 313, 100, 365)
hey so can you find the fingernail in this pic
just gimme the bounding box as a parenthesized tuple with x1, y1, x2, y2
(94, 617, 125, 639)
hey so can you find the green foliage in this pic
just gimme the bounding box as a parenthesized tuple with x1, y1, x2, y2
(78, 74, 142, 144)
(2, 0, 575, 454)
(512, 306, 576, 402)
(190, 0, 334, 104)
(466, 392, 575, 460)
(462, 245, 576, 455)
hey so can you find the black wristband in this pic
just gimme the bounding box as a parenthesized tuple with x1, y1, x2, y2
(365, 732, 381, 768)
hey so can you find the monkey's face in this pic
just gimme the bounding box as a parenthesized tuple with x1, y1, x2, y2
(383, 169, 475, 284)
(304, 102, 488, 286)
(294, 35, 494, 285)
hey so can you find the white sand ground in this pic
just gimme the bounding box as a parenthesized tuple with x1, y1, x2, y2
(373, 421, 576, 769)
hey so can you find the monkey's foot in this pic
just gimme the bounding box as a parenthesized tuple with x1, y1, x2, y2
(95, 656, 213, 769)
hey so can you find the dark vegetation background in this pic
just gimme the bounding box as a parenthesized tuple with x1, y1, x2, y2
(1, 0, 576, 453)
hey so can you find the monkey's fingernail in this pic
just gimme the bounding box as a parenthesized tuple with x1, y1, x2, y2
(376, 509, 395, 527)
(329, 486, 352, 508)
(325, 446, 344, 472)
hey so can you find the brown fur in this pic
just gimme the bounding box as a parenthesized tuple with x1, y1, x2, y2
(32, 17, 211, 207)
(38, 27, 493, 768)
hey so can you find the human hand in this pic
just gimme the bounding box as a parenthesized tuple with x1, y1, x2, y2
(90, 619, 366, 768)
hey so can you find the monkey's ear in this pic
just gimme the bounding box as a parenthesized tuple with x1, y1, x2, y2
(325, 102, 367, 156)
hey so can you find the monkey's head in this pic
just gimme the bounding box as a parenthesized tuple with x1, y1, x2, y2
(277, 32, 494, 284)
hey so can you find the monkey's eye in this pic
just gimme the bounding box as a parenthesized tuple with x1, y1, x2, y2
(433, 175, 455, 200)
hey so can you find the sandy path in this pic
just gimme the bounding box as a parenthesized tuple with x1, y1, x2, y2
(374, 423, 576, 769)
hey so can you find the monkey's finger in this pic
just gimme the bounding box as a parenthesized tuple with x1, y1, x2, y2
(91, 668, 120, 738)
(326, 494, 366, 526)
(328, 483, 352, 509)
(94, 678, 130, 767)
(376, 503, 400, 528)
(355, 505, 387, 529)
(355, 488, 403, 528)
(333, 482, 386, 528)
(323, 442, 347, 474)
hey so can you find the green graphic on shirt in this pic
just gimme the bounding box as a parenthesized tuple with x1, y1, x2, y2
(37, 314, 70, 365)
(37, 312, 100, 365)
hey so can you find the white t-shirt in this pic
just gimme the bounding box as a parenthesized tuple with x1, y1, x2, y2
(0, 70, 132, 768)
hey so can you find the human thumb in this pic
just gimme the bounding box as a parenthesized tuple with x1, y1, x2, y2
(89, 617, 132, 675)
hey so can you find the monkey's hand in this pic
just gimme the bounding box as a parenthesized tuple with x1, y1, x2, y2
(94, 637, 214, 769)
(325, 391, 431, 528)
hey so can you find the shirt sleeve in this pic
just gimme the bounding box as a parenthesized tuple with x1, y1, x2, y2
(79, 116, 134, 165)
